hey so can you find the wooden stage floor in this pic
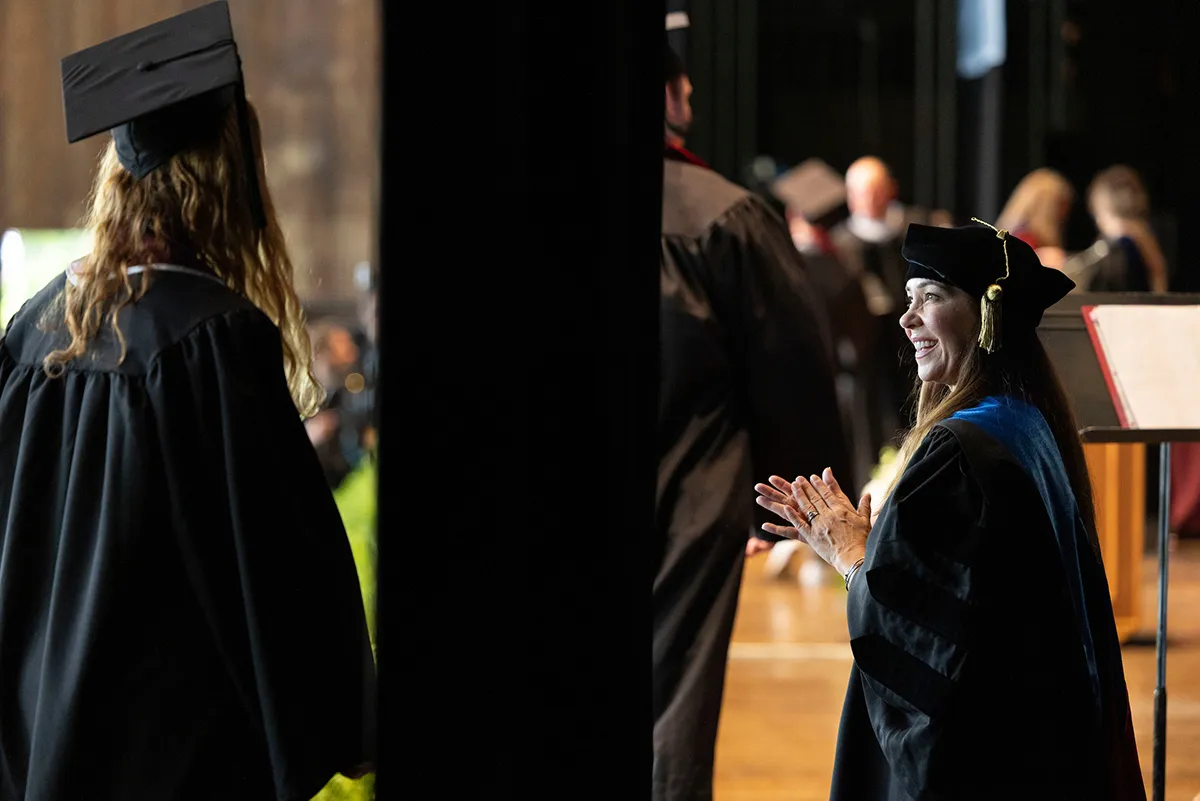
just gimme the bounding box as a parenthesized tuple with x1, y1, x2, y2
(714, 540, 1200, 800)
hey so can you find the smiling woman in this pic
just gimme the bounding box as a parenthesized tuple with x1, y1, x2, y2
(899, 277, 976, 388)
(754, 220, 1147, 800)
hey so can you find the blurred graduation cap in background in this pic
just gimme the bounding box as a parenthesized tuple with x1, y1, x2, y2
(771, 158, 850, 230)
(60, 0, 265, 228)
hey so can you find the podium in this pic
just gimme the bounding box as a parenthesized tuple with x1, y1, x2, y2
(1040, 291, 1200, 801)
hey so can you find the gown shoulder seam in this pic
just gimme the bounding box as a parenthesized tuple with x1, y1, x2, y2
(145, 306, 279, 373)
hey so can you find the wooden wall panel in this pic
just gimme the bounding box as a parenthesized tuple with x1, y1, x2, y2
(1086, 442, 1147, 642)
(0, 0, 379, 302)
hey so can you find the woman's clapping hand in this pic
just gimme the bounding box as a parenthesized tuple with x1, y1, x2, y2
(754, 467, 872, 576)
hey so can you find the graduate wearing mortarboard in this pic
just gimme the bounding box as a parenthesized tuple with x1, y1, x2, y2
(0, 3, 375, 798)
(756, 221, 1145, 800)
(656, 12, 852, 801)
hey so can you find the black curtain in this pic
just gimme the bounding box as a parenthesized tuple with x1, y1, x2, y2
(677, 0, 758, 181)
(758, 0, 923, 203)
(957, 66, 1004, 222)
(375, 2, 660, 796)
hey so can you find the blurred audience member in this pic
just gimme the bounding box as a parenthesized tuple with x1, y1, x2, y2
(349, 261, 378, 452)
(787, 211, 837, 256)
(307, 319, 362, 489)
(996, 167, 1074, 269)
(1085, 165, 1168, 292)
(832, 156, 907, 306)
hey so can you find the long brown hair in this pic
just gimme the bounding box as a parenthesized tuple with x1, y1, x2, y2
(884, 320, 1098, 542)
(41, 98, 322, 418)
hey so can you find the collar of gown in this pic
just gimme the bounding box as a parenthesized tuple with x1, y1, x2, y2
(664, 141, 710, 169)
(846, 213, 900, 244)
(66, 260, 226, 288)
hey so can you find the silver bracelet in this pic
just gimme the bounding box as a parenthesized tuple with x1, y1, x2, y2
(843, 557, 865, 591)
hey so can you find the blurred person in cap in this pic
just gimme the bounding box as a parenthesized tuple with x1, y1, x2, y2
(657, 12, 851, 801)
(756, 220, 1144, 800)
(0, 3, 375, 799)
(772, 157, 848, 260)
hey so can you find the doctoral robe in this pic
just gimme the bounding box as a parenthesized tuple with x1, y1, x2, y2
(830, 396, 1143, 801)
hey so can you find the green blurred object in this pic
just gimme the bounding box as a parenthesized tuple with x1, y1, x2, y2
(310, 452, 377, 801)
(870, 445, 899, 481)
(313, 772, 376, 801)
(335, 453, 377, 651)
(0, 228, 94, 333)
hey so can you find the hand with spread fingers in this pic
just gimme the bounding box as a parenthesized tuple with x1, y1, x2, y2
(754, 467, 872, 576)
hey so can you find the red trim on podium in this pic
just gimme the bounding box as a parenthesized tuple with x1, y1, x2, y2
(1081, 304, 1132, 429)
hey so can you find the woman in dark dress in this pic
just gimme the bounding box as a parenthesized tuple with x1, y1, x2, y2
(755, 220, 1144, 800)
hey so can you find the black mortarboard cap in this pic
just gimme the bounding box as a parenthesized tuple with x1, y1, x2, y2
(902, 220, 1076, 349)
(771, 158, 850, 230)
(61, 1, 265, 228)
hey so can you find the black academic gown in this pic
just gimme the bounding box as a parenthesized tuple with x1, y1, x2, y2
(0, 268, 375, 801)
(656, 147, 851, 801)
(830, 398, 1143, 801)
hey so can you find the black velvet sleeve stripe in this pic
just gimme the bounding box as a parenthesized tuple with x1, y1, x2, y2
(863, 564, 973, 648)
(849, 633, 956, 719)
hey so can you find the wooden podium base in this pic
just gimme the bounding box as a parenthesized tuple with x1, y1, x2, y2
(1085, 442, 1146, 643)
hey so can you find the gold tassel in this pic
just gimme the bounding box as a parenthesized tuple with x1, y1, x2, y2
(979, 284, 1003, 354)
(970, 217, 1011, 354)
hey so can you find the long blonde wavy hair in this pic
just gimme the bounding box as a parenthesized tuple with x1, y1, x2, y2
(41, 97, 323, 418)
(996, 168, 1074, 249)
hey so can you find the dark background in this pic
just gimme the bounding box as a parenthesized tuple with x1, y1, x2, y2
(377, 1, 660, 796)
(680, 0, 1200, 288)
